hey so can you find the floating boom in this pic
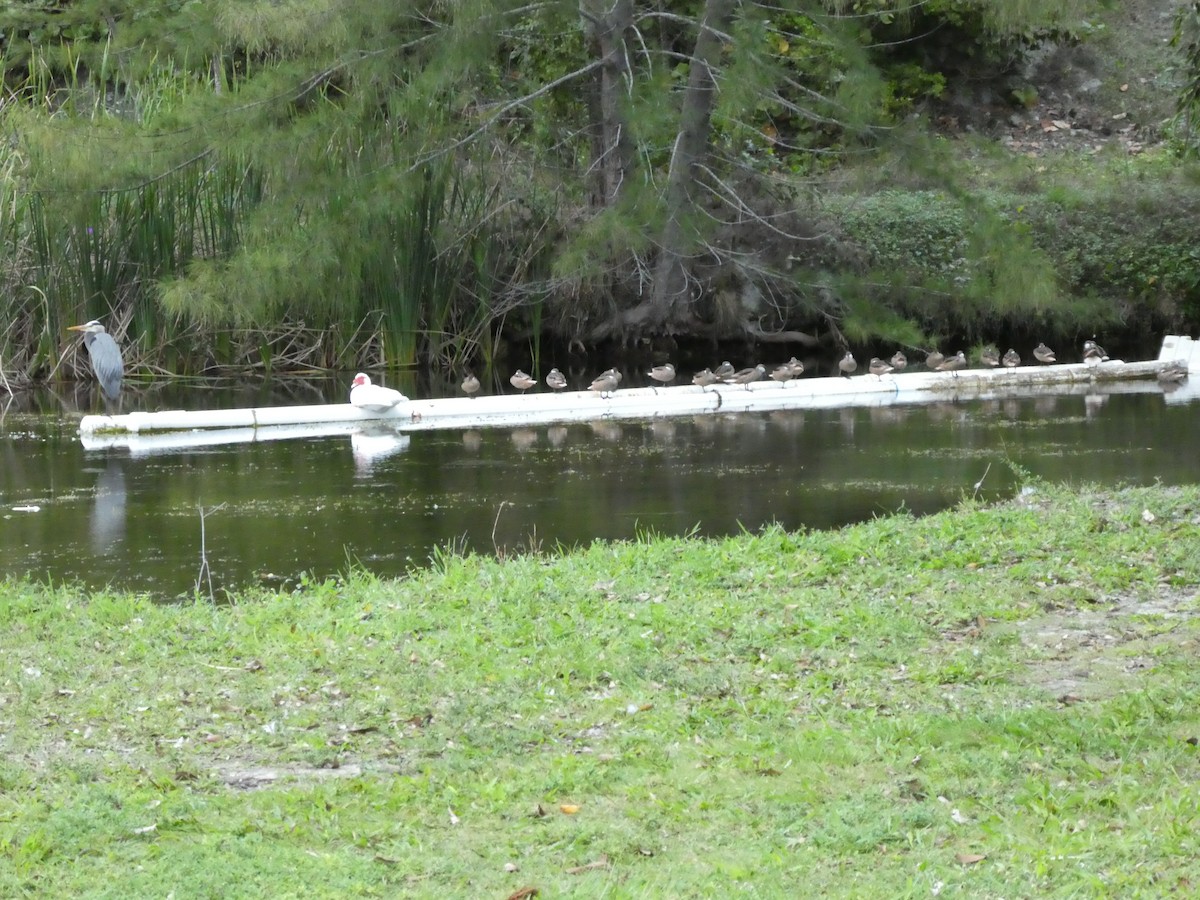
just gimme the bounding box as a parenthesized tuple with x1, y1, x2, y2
(77, 343, 1195, 440)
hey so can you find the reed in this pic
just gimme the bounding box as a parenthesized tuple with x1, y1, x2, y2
(346, 162, 511, 372)
(8, 155, 265, 381)
(0, 72, 531, 384)
(0, 46, 537, 383)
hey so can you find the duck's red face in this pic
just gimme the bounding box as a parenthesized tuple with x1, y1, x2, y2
(351, 373, 369, 388)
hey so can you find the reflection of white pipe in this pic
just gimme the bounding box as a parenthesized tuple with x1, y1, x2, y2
(77, 344, 1194, 446)
(81, 421, 369, 456)
(81, 420, 416, 462)
(1162, 377, 1200, 405)
(81, 403, 388, 435)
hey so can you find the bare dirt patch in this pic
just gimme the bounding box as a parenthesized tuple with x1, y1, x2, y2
(1011, 586, 1200, 702)
(935, 0, 1180, 158)
(214, 759, 408, 790)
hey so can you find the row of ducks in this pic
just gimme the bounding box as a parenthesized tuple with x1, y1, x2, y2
(349, 338, 1183, 410)
(352, 359, 805, 408)
(494, 358, 806, 398)
(840, 339, 1109, 380)
(472, 339, 1115, 400)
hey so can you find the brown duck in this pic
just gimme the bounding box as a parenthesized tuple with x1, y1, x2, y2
(1033, 343, 1056, 364)
(510, 369, 537, 392)
(868, 357, 894, 379)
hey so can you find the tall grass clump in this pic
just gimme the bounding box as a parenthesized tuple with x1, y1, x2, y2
(19, 156, 265, 380)
(331, 161, 524, 371)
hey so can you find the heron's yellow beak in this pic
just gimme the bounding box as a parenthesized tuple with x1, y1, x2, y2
(67, 324, 86, 332)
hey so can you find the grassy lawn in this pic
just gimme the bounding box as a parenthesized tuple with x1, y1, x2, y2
(2, 481, 1200, 897)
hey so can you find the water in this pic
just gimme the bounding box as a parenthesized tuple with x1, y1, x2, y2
(1, 375, 1197, 599)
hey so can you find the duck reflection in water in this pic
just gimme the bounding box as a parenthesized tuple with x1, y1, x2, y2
(1033, 396, 1059, 417)
(768, 410, 804, 433)
(838, 407, 856, 438)
(869, 405, 907, 427)
(511, 428, 538, 452)
(1084, 393, 1108, 420)
(351, 427, 410, 475)
(590, 419, 622, 442)
(649, 419, 676, 442)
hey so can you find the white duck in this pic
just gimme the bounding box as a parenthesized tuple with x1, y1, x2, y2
(349, 373, 407, 412)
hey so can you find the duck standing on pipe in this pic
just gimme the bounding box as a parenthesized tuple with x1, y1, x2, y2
(648, 363, 676, 389)
(349, 373, 407, 412)
(589, 368, 621, 398)
(1033, 343, 1056, 364)
(510, 370, 537, 393)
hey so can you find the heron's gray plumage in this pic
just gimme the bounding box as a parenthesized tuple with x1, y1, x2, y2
(69, 320, 123, 401)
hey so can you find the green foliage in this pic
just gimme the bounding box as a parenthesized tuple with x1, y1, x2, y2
(496, 3, 589, 168)
(880, 63, 946, 116)
(820, 150, 1200, 340)
(825, 188, 1064, 338)
(1019, 182, 1200, 325)
(827, 0, 1103, 64)
(0, 0, 1157, 383)
(1170, 1, 1200, 158)
(0, 1, 557, 375)
(363, 163, 506, 369)
(835, 190, 971, 279)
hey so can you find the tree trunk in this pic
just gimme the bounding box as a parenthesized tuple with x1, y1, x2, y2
(581, 0, 635, 208)
(627, 0, 735, 334)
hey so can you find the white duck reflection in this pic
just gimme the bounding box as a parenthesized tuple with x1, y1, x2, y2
(351, 427, 410, 474)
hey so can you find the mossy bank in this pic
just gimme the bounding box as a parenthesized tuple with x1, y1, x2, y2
(3, 482, 1200, 897)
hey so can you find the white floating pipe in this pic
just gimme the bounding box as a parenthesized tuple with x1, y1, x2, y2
(77, 341, 1190, 440)
(1159, 334, 1200, 373)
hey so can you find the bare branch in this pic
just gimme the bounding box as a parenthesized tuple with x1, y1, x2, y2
(411, 58, 607, 170)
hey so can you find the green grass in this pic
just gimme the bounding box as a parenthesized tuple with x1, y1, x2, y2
(3, 482, 1200, 896)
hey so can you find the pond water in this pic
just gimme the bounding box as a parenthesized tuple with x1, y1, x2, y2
(1, 369, 1198, 599)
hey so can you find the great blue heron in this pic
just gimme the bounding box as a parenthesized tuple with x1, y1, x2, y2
(67, 320, 123, 401)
